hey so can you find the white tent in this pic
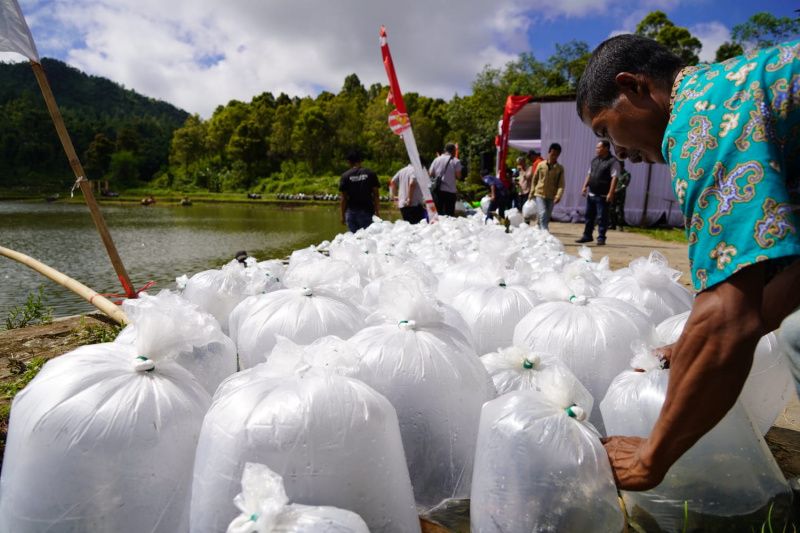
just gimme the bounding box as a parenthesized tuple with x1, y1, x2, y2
(501, 97, 682, 227)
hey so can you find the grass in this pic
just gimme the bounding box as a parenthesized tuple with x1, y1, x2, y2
(0, 356, 48, 420)
(627, 226, 688, 244)
(76, 317, 123, 344)
(4, 286, 53, 330)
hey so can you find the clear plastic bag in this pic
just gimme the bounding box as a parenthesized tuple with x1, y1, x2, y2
(116, 290, 237, 395)
(481, 345, 585, 396)
(600, 251, 693, 325)
(452, 280, 540, 355)
(522, 199, 538, 219)
(600, 346, 793, 530)
(230, 287, 365, 369)
(0, 309, 211, 533)
(471, 375, 623, 532)
(226, 463, 369, 533)
(513, 295, 654, 434)
(190, 346, 420, 533)
(505, 207, 523, 227)
(182, 259, 270, 333)
(656, 311, 797, 435)
(348, 280, 495, 509)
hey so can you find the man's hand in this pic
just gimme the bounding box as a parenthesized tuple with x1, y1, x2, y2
(582, 185, 588, 197)
(554, 196, 561, 205)
(606, 192, 615, 203)
(601, 436, 665, 491)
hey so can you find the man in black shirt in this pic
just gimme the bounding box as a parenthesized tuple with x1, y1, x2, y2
(339, 150, 380, 233)
(576, 140, 619, 245)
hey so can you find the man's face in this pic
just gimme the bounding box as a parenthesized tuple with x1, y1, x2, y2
(548, 149, 560, 164)
(582, 93, 668, 165)
(596, 142, 609, 158)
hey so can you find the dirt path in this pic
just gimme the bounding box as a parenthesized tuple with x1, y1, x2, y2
(548, 221, 693, 287)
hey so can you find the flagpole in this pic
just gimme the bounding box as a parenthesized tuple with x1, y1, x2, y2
(380, 25, 438, 221)
(30, 61, 136, 299)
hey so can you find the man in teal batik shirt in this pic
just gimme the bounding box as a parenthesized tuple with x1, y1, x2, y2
(577, 34, 800, 491)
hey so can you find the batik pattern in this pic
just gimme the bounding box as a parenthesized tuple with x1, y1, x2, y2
(663, 41, 800, 291)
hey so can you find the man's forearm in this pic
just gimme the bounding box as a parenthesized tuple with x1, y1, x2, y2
(643, 266, 764, 479)
(761, 258, 800, 333)
(340, 196, 347, 222)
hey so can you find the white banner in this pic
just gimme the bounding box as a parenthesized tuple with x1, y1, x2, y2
(0, 0, 39, 62)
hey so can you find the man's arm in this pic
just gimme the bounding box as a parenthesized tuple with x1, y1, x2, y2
(389, 178, 398, 205)
(407, 179, 417, 207)
(581, 172, 591, 196)
(607, 175, 618, 203)
(604, 263, 765, 490)
(554, 166, 565, 204)
(529, 166, 541, 200)
(372, 187, 380, 218)
(339, 193, 347, 225)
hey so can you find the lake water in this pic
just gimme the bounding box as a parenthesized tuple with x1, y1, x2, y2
(0, 200, 360, 319)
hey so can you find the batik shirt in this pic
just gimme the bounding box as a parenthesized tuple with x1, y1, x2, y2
(663, 41, 800, 291)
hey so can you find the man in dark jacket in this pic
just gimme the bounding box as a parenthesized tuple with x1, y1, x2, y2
(576, 140, 619, 245)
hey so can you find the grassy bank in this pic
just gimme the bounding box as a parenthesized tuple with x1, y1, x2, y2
(627, 226, 687, 244)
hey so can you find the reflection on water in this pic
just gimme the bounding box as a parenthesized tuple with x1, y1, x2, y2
(0, 201, 351, 318)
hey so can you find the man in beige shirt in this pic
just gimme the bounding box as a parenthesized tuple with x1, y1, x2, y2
(528, 143, 564, 231)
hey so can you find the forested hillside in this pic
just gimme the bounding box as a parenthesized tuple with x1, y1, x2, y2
(0, 10, 789, 196)
(0, 58, 188, 191)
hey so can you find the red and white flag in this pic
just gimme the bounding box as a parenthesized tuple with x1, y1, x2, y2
(0, 0, 39, 62)
(379, 25, 438, 220)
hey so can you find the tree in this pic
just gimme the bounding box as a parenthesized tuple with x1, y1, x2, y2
(547, 41, 591, 91)
(108, 150, 139, 187)
(169, 114, 208, 170)
(715, 41, 744, 62)
(636, 11, 702, 65)
(84, 133, 115, 180)
(732, 12, 800, 50)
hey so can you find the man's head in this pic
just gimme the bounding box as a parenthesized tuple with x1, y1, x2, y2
(548, 143, 561, 164)
(346, 149, 363, 166)
(528, 149, 540, 160)
(516, 156, 526, 168)
(596, 140, 611, 158)
(444, 143, 457, 155)
(577, 34, 684, 165)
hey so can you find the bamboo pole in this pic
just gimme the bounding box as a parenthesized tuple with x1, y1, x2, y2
(29, 60, 136, 299)
(0, 245, 128, 325)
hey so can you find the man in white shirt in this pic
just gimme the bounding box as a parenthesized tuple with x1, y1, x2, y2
(428, 143, 462, 216)
(390, 163, 426, 224)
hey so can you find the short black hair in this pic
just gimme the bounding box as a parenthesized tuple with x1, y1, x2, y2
(577, 34, 685, 120)
(549, 143, 562, 153)
(598, 139, 611, 150)
(346, 149, 363, 164)
(444, 143, 456, 154)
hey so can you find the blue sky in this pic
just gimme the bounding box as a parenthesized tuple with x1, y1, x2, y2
(2, 0, 796, 116)
(526, 0, 798, 61)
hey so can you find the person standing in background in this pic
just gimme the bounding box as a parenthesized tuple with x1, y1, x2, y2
(529, 143, 565, 231)
(339, 150, 380, 233)
(609, 159, 631, 231)
(429, 143, 462, 216)
(390, 162, 426, 224)
(576, 140, 619, 245)
(515, 156, 532, 210)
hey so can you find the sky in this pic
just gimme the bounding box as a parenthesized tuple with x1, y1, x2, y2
(2, 0, 797, 117)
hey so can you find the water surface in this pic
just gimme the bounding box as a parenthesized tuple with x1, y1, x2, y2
(0, 201, 351, 319)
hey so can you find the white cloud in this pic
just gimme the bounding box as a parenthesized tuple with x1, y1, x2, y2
(691, 21, 731, 62)
(15, 0, 563, 117)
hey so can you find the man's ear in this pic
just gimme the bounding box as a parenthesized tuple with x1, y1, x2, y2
(614, 72, 640, 96)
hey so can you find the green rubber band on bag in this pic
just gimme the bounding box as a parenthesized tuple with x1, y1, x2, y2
(249, 513, 259, 522)
(522, 358, 535, 369)
(565, 404, 578, 418)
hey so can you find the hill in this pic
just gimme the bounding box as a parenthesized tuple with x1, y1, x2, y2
(0, 58, 189, 192)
